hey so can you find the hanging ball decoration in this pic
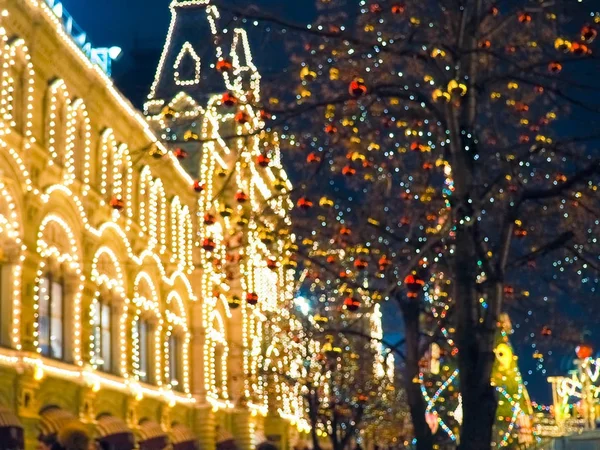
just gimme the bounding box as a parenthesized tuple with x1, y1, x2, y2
(109, 197, 124, 211)
(554, 38, 572, 53)
(571, 42, 590, 55)
(216, 58, 233, 73)
(342, 165, 357, 176)
(354, 258, 368, 269)
(246, 292, 259, 306)
(173, 148, 188, 160)
(193, 180, 206, 193)
(257, 154, 271, 167)
(391, 3, 405, 14)
(344, 297, 361, 312)
(432, 89, 451, 103)
(581, 25, 597, 43)
(447, 80, 467, 96)
(370, 3, 382, 13)
(378, 255, 391, 271)
(235, 111, 251, 124)
(548, 62, 562, 73)
(405, 272, 425, 298)
(326, 255, 336, 264)
(203, 213, 216, 225)
(300, 66, 317, 82)
(228, 295, 242, 309)
(219, 204, 233, 218)
(222, 92, 238, 107)
(518, 12, 532, 23)
(349, 78, 368, 97)
(235, 191, 249, 203)
(297, 197, 314, 209)
(478, 39, 491, 49)
(490, 5, 499, 16)
(183, 130, 199, 142)
(283, 257, 298, 270)
(307, 152, 322, 163)
(340, 226, 351, 236)
(541, 326, 552, 336)
(259, 110, 272, 121)
(324, 124, 338, 134)
(267, 259, 278, 270)
(161, 106, 176, 120)
(576, 344, 593, 360)
(202, 238, 216, 252)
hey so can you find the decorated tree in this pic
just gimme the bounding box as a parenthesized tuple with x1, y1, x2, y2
(201, 0, 600, 448)
(259, 291, 402, 450)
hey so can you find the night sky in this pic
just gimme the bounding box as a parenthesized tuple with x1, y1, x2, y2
(58, 0, 566, 404)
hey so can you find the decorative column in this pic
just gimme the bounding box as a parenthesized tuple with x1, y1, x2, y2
(232, 408, 252, 450)
(195, 406, 216, 450)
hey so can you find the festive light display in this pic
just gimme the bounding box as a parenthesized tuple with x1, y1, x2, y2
(221, 0, 600, 447)
(0, 0, 296, 420)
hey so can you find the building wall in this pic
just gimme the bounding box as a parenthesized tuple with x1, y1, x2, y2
(0, 1, 298, 448)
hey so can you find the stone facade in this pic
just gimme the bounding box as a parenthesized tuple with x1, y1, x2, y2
(0, 0, 300, 448)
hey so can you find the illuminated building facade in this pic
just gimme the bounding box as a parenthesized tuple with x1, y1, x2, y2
(0, 0, 298, 448)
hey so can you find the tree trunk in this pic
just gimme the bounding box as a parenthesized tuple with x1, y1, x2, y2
(400, 300, 434, 450)
(453, 230, 498, 450)
(308, 392, 322, 450)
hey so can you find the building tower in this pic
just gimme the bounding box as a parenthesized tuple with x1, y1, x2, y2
(145, 2, 298, 450)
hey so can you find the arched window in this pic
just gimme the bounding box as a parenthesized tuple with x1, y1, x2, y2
(38, 273, 64, 359)
(206, 311, 228, 399)
(6, 39, 26, 134)
(151, 179, 167, 253)
(46, 80, 71, 166)
(166, 291, 189, 393)
(0, 180, 22, 349)
(92, 296, 112, 372)
(132, 273, 162, 386)
(36, 215, 83, 364)
(138, 167, 153, 234)
(66, 99, 91, 184)
(113, 144, 132, 217)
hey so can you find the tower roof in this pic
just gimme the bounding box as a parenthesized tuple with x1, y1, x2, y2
(146, 0, 249, 110)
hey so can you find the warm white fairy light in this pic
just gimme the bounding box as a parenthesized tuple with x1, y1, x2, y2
(0, 0, 303, 428)
(173, 42, 201, 86)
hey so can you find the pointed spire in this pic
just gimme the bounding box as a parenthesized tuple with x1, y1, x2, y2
(145, 0, 231, 112)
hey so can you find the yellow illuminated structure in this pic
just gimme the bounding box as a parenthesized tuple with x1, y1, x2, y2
(0, 0, 298, 449)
